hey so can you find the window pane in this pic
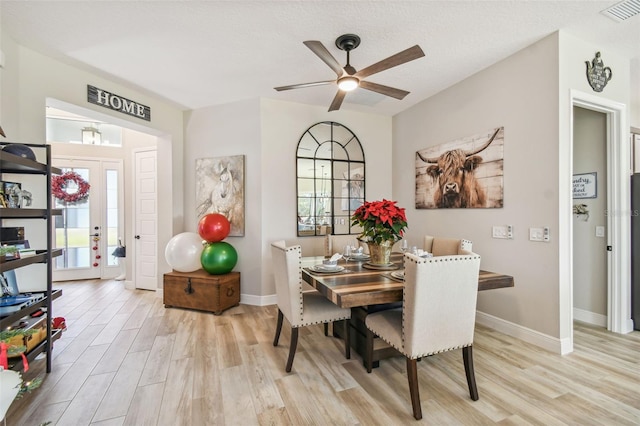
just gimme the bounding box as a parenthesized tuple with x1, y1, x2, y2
(296, 122, 365, 236)
(346, 140, 364, 161)
(297, 158, 315, 178)
(106, 169, 119, 266)
(54, 167, 92, 269)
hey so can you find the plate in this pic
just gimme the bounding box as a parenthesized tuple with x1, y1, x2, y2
(347, 253, 370, 261)
(363, 262, 399, 271)
(390, 271, 405, 281)
(310, 265, 345, 274)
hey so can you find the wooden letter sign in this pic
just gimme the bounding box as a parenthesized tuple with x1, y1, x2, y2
(87, 85, 151, 121)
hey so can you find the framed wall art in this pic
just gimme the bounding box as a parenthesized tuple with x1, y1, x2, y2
(195, 155, 245, 236)
(2, 181, 22, 208)
(573, 172, 597, 199)
(415, 127, 504, 209)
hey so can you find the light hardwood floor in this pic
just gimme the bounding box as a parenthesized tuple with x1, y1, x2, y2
(6, 279, 640, 425)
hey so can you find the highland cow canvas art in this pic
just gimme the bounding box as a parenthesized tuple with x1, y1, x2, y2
(415, 127, 504, 209)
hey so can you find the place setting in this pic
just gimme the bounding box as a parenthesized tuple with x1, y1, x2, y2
(387, 270, 405, 282)
(307, 253, 348, 275)
(342, 245, 370, 262)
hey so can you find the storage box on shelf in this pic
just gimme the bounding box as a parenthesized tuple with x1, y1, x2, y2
(1, 142, 63, 373)
(163, 270, 240, 315)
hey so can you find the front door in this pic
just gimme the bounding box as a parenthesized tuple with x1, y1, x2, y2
(52, 158, 123, 281)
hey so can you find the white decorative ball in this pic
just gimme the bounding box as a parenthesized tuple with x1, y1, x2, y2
(164, 232, 204, 272)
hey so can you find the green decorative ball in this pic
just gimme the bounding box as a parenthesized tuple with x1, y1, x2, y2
(200, 242, 238, 275)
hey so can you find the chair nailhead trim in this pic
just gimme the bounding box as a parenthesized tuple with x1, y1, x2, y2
(292, 316, 351, 328)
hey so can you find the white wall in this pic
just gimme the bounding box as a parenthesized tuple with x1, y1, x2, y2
(1, 34, 185, 291)
(183, 98, 392, 302)
(632, 58, 640, 128)
(394, 33, 561, 341)
(572, 106, 607, 320)
(260, 99, 392, 299)
(558, 32, 631, 341)
(183, 98, 263, 297)
(394, 31, 632, 351)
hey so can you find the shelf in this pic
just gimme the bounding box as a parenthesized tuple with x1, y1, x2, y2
(0, 208, 63, 219)
(2, 142, 60, 374)
(0, 249, 63, 273)
(7, 328, 63, 371)
(0, 289, 63, 327)
(0, 149, 62, 175)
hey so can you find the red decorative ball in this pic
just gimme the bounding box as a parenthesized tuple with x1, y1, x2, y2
(197, 213, 231, 242)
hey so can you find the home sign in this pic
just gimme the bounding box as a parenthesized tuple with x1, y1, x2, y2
(87, 85, 151, 121)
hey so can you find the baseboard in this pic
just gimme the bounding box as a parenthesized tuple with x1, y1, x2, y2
(573, 307, 607, 327)
(124, 280, 134, 290)
(476, 310, 565, 354)
(241, 293, 277, 306)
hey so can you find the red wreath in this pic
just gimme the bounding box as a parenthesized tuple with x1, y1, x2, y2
(52, 171, 91, 203)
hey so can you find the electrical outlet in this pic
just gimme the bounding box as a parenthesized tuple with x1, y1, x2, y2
(529, 227, 544, 242)
(492, 225, 509, 239)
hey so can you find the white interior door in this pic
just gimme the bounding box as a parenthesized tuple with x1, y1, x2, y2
(52, 158, 123, 281)
(134, 149, 158, 291)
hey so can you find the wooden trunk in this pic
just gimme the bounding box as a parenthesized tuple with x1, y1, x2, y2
(163, 270, 240, 315)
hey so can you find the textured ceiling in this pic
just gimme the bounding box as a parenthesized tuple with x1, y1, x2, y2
(2, 1, 639, 116)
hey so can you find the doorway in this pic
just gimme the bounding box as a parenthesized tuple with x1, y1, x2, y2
(572, 107, 608, 327)
(46, 99, 164, 287)
(568, 90, 633, 353)
(52, 158, 124, 281)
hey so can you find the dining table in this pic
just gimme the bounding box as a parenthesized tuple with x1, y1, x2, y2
(301, 252, 515, 368)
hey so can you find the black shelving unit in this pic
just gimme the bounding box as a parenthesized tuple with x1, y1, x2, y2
(1, 142, 63, 373)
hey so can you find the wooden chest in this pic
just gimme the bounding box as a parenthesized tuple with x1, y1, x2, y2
(163, 270, 240, 315)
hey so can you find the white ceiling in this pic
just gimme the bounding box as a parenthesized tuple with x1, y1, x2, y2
(2, 1, 639, 116)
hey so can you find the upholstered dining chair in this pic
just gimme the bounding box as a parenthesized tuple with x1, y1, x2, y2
(325, 234, 368, 257)
(271, 240, 352, 372)
(365, 251, 482, 420)
(423, 235, 472, 256)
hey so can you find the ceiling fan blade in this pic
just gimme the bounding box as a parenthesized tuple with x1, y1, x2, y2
(303, 40, 344, 77)
(328, 90, 346, 111)
(354, 45, 425, 79)
(359, 81, 410, 100)
(274, 80, 335, 91)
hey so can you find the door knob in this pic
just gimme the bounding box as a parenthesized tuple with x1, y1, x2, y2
(135, 235, 141, 240)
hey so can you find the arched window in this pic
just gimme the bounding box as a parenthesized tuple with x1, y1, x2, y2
(296, 121, 365, 237)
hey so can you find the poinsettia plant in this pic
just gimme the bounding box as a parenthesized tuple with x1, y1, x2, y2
(351, 199, 408, 244)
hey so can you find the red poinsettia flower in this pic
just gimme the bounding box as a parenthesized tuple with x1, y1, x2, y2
(351, 199, 408, 244)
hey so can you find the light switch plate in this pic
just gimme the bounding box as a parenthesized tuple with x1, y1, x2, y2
(492, 225, 509, 239)
(596, 226, 605, 237)
(529, 227, 544, 242)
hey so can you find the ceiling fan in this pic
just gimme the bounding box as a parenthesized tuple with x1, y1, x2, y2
(274, 34, 425, 112)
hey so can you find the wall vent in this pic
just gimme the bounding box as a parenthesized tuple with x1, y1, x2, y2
(601, 0, 640, 22)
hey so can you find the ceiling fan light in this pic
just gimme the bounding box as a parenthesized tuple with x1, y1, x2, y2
(337, 76, 359, 92)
